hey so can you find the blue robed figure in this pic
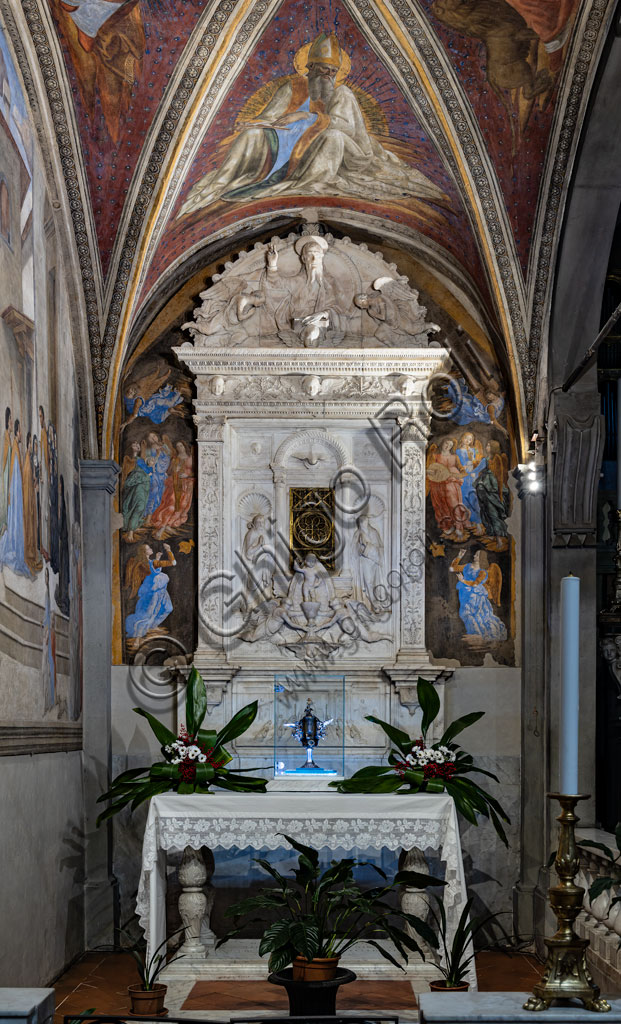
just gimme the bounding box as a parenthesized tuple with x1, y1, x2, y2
(0, 420, 31, 578)
(450, 548, 507, 642)
(125, 543, 176, 639)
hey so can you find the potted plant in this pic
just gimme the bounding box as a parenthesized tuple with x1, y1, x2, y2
(125, 928, 185, 1016)
(426, 894, 504, 992)
(331, 677, 510, 845)
(97, 668, 268, 823)
(217, 833, 446, 1014)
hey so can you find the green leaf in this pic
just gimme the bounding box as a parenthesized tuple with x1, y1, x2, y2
(196, 728, 233, 766)
(589, 877, 615, 901)
(185, 666, 208, 738)
(291, 921, 320, 961)
(149, 763, 179, 780)
(195, 763, 216, 785)
(439, 711, 485, 747)
(365, 716, 412, 756)
(216, 700, 259, 747)
(268, 947, 293, 973)
(615, 823, 621, 854)
(578, 839, 615, 861)
(259, 920, 293, 956)
(364, 939, 405, 971)
(418, 678, 440, 738)
(347, 765, 395, 779)
(280, 834, 319, 867)
(96, 795, 133, 826)
(215, 774, 267, 792)
(133, 708, 176, 747)
(178, 781, 195, 794)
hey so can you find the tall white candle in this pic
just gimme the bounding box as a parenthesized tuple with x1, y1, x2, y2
(617, 378, 621, 510)
(560, 574, 580, 795)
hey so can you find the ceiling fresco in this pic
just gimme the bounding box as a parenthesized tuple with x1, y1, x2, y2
(137, 1, 489, 307)
(2, 0, 614, 450)
(48, 0, 208, 277)
(421, 0, 581, 277)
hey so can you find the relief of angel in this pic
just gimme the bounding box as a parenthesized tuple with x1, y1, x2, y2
(354, 277, 441, 347)
(475, 440, 510, 551)
(122, 365, 188, 429)
(450, 547, 507, 642)
(124, 542, 176, 640)
(426, 437, 469, 541)
(178, 32, 449, 223)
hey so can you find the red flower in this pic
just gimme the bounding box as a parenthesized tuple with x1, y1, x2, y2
(423, 762, 457, 781)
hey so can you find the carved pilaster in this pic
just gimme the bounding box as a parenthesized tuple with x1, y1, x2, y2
(549, 392, 604, 547)
(193, 415, 229, 678)
(397, 417, 428, 660)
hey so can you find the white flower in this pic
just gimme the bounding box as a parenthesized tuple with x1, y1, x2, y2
(187, 745, 200, 760)
(164, 745, 172, 755)
(176, 745, 188, 758)
(405, 754, 415, 764)
(197, 753, 207, 763)
(171, 757, 181, 765)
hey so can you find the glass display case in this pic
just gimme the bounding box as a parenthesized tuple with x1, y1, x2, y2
(273, 672, 345, 777)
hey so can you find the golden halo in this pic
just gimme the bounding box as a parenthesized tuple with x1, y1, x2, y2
(293, 39, 351, 87)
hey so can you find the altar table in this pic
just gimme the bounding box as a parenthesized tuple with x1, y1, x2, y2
(136, 791, 475, 987)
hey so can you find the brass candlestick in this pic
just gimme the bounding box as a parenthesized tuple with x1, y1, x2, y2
(524, 794, 611, 1012)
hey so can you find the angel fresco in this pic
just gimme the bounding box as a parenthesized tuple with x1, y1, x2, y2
(53, 0, 145, 145)
(124, 542, 176, 640)
(450, 548, 507, 642)
(445, 376, 505, 430)
(0, 418, 31, 579)
(121, 440, 150, 542)
(151, 440, 195, 538)
(426, 437, 469, 542)
(121, 365, 187, 429)
(456, 432, 486, 537)
(475, 440, 510, 551)
(432, 0, 568, 141)
(141, 432, 173, 522)
(178, 32, 449, 220)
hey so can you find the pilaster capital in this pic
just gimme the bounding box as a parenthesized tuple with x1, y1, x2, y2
(194, 415, 227, 442)
(79, 459, 120, 494)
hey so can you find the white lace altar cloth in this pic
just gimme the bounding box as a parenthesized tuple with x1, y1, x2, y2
(136, 791, 474, 987)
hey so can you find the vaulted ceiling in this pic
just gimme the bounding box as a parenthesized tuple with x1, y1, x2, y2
(4, 0, 617, 454)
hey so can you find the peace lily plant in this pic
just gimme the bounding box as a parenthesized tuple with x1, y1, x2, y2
(331, 677, 510, 845)
(97, 668, 267, 824)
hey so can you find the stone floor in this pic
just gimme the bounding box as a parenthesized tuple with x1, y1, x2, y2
(52, 951, 545, 1022)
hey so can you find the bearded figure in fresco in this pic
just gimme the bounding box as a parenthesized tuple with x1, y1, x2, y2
(55, 0, 145, 145)
(179, 32, 448, 218)
(426, 437, 469, 542)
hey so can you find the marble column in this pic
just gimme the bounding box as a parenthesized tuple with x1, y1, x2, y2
(80, 458, 120, 949)
(512, 463, 547, 951)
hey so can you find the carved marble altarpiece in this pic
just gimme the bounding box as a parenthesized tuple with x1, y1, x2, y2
(175, 233, 452, 774)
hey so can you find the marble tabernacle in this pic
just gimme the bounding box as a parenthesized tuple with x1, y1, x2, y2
(175, 231, 453, 773)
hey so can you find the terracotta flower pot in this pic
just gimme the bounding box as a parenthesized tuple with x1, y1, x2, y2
(128, 982, 168, 1015)
(292, 955, 341, 981)
(429, 979, 470, 992)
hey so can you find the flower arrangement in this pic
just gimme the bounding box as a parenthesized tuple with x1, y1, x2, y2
(331, 677, 510, 845)
(97, 667, 267, 824)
